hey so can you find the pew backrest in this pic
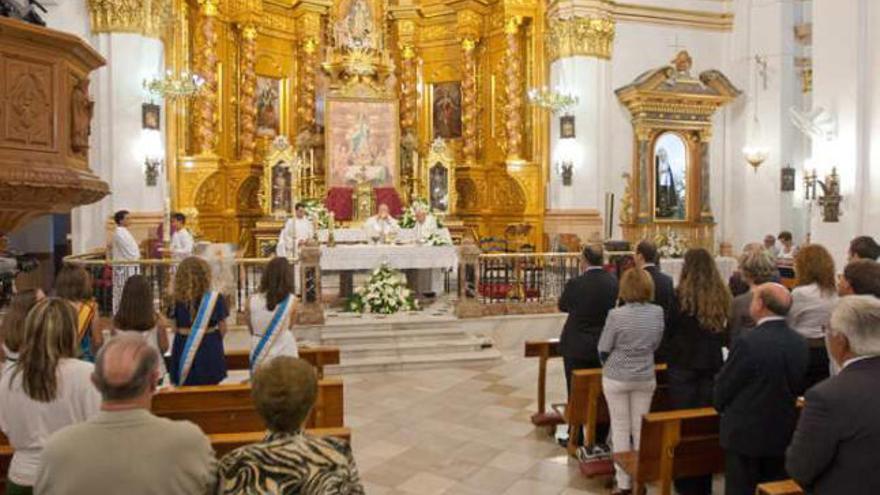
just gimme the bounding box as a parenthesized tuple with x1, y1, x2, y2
(210, 427, 352, 457)
(756, 480, 804, 495)
(224, 346, 341, 378)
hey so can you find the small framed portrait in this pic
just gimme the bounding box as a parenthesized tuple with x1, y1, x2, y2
(781, 165, 796, 192)
(560, 115, 575, 139)
(142, 103, 160, 130)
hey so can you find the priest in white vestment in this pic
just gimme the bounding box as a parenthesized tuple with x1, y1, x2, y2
(169, 212, 195, 262)
(363, 203, 399, 243)
(276, 203, 314, 258)
(413, 207, 439, 244)
(111, 210, 141, 312)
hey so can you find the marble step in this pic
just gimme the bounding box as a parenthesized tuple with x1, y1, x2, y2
(303, 317, 460, 334)
(321, 328, 467, 345)
(326, 348, 503, 374)
(338, 337, 491, 359)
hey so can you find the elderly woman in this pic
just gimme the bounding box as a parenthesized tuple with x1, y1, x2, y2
(729, 249, 780, 346)
(217, 356, 364, 494)
(0, 298, 101, 494)
(598, 268, 664, 495)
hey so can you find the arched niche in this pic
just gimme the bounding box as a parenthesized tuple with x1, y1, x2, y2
(615, 51, 740, 249)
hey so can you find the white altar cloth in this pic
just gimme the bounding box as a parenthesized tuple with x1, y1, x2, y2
(660, 256, 738, 286)
(320, 244, 458, 271)
(315, 227, 452, 245)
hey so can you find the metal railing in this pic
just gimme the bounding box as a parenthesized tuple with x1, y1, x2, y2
(476, 252, 583, 306)
(63, 253, 278, 316)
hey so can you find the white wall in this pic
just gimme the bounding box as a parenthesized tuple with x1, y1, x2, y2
(42, 1, 166, 253)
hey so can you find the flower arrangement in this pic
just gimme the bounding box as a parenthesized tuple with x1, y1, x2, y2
(654, 228, 689, 259)
(399, 198, 444, 229)
(346, 264, 419, 314)
(300, 198, 331, 228)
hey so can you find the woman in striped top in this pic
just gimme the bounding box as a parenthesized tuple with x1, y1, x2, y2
(598, 267, 664, 495)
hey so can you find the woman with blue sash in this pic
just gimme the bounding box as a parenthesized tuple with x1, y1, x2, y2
(55, 265, 102, 362)
(168, 256, 229, 386)
(247, 257, 298, 372)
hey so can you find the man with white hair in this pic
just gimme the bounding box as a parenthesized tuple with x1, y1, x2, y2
(363, 203, 399, 242)
(36, 335, 217, 494)
(412, 204, 438, 244)
(786, 295, 880, 495)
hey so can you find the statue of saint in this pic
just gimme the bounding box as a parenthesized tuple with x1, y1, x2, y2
(345, 0, 373, 48)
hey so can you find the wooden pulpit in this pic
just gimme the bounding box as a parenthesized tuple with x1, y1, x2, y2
(0, 18, 108, 234)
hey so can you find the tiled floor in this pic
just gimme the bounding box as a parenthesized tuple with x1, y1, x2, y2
(342, 352, 611, 495)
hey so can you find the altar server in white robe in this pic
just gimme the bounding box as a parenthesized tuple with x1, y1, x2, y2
(111, 210, 141, 313)
(275, 203, 314, 258)
(364, 203, 399, 242)
(276, 203, 314, 294)
(411, 206, 443, 295)
(169, 212, 195, 262)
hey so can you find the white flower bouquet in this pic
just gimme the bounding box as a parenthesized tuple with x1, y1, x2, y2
(654, 229, 689, 259)
(347, 264, 419, 314)
(423, 232, 451, 246)
(300, 199, 331, 228)
(399, 198, 444, 229)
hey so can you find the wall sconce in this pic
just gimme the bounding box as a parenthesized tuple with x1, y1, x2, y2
(804, 167, 842, 222)
(557, 160, 574, 186)
(139, 127, 164, 187)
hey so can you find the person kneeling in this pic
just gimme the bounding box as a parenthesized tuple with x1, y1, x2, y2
(217, 356, 364, 494)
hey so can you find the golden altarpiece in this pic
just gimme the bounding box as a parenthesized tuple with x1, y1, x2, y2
(163, 0, 551, 254)
(616, 51, 740, 249)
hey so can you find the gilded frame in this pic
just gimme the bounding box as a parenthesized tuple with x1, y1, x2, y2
(260, 137, 297, 220)
(422, 137, 457, 218)
(650, 130, 695, 223)
(324, 96, 400, 191)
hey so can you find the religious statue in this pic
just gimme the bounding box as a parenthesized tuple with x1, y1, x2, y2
(271, 164, 292, 213)
(70, 78, 94, 155)
(655, 148, 678, 217)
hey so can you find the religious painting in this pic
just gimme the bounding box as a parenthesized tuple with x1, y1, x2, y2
(560, 115, 575, 139)
(432, 82, 462, 139)
(334, 0, 378, 49)
(141, 103, 160, 130)
(325, 98, 399, 189)
(430, 163, 449, 212)
(781, 165, 796, 192)
(653, 132, 688, 221)
(271, 164, 292, 214)
(256, 76, 281, 137)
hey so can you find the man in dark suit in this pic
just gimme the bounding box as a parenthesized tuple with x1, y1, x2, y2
(559, 244, 619, 393)
(786, 295, 880, 495)
(713, 283, 809, 495)
(635, 240, 675, 361)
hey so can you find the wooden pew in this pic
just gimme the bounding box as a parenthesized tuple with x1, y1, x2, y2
(566, 364, 669, 456)
(524, 339, 563, 426)
(152, 378, 344, 433)
(210, 427, 351, 457)
(756, 480, 805, 495)
(613, 407, 723, 495)
(224, 345, 341, 378)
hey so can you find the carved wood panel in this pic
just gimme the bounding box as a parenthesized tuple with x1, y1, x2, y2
(2, 57, 54, 149)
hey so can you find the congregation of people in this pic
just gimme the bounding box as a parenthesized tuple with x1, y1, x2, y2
(0, 247, 364, 494)
(559, 234, 880, 495)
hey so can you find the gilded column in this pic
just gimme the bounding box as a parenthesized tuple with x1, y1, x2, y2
(399, 44, 417, 133)
(699, 129, 713, 221)
(194, 0, 219, 155)
(239, 24, 258, 161)
(504, 16, 523, 162)
(461, 38, 478, 165)
(298, 37, 319, 131)
(636, 127, 651, 222)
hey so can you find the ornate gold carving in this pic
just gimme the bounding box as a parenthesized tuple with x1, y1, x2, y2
(421, 24, 451, 42)
(298, 36, 319, 131)
(456, 10, 482, 41)
(239, 25, 257, 161)
(545, 16, 615, 62)
(70, 78, 94, 156)
(195, 172, 223, 209)
(491, 173, 526, 212)
(461, 38, 478, 165)
(620, 172, 634, 224)
(87, 0, 171, 38)
(193, 0, 219, 154)
(399, 44, 417, 132)
(456, 178, 479, 211)
(504, 17, 523, 161)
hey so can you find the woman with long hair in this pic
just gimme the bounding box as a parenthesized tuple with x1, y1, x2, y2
(113, 275, 170, 380)
(788, 244, 837, 388)
(0, 289, 45, 364)
(667, 248, 732, 495)
(247, 257, 298, 370)
(55, 265, 101, 361)
(0, 298, 101, 493)
(168, 256, 228, 386)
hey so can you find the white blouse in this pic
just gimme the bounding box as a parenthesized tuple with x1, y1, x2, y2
(248, 293, 298, 361)
(0, 358, 101, 486)
(787, 283, 838, 340)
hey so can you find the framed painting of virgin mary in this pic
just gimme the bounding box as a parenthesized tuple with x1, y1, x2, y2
(325, 98, 400, 189)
